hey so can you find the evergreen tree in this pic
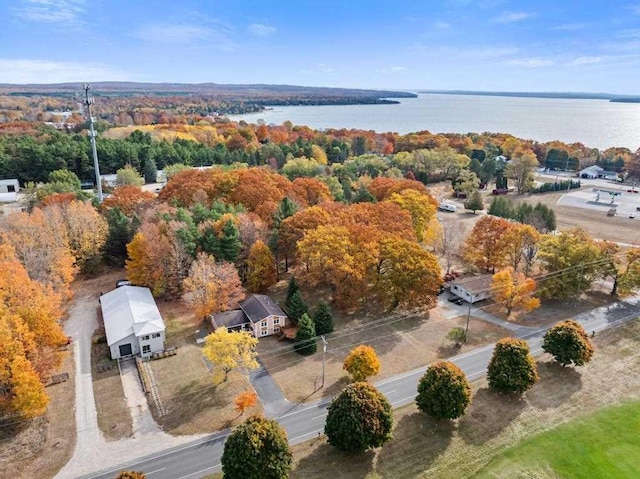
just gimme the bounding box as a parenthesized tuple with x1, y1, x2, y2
(104, 207, 134, 266)
(142, 157, 157, 184)
(214, 219, 241, 262)
(285, 276, 299, 307)
(341, 178, 353, 202)
(353, 185, 376, 203)
(464, 190, 484, 213)
(313, 300, 334, 335)
(273, 196, 298, 228)
(294, 313, 317, 355)
(221, 415, 292, 479)
(287, 289, 308, 321)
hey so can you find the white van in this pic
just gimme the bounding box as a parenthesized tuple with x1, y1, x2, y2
(438, 202, 457, 212)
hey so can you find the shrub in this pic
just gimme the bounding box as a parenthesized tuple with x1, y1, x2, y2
(487, 338, 539, 394)
(416, 361, 471, 419)
(542, 320, 594, 366)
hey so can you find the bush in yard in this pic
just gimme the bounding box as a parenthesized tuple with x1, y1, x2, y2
(416, 361, 471, 419)
(464, 190, 484, 213)
(343, 345, 381, 382)
(542, 320, 594, 367)
(221, 415, 292, 479)
(313, 300, 334, 335)
(487, 338, 539, 394)
(324, 382, 393, 452)
(446, 326, 467, 346)
(293, 313, 317, 355)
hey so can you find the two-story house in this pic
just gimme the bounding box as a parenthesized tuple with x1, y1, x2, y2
(211, 294, 288, 338)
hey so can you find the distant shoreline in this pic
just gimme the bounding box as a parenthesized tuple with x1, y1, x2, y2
(419, 90, 640, 103)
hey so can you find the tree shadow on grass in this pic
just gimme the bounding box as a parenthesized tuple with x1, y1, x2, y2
(157, 380, 227, 431)
(376, 412, 455, 478)
(292, 442, 376, 479)
(527, 361, 582, 410)
(458, 387, 527, 446)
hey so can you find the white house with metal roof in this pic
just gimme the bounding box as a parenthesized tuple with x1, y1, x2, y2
(100, 286, 166, 359)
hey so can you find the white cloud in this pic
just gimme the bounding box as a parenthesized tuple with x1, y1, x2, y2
(132, 23, 236, 50)
(553, 23, 589, 32)
(494, 12, 535, 23)
(301, 63, 335, 74)
(0, 59, 133, 83)
(14, 0, 86, 25)
(567, 56, 602, 67)
(508, 58, 553, 67)
(377, 66, 406, 74)
(248, 23, 277, 37)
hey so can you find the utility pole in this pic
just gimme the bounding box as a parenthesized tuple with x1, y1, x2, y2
(464, 301, 472, 344)
(83, 84, 103, 202)
(320, 335, 327, 388)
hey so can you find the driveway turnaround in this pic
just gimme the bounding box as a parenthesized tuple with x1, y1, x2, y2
(77, 294, 640, 479)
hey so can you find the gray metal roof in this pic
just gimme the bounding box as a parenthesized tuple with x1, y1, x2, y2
(239, 294, 286, 324)
(100, 286, 165, 346)
(451, 275, 494, 294)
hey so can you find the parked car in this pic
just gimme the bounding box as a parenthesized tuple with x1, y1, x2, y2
(447, 296, 460, 302)
(630, 212, 636, 219)
(438, 202, 457, 212)
(453, 298, 465, 305)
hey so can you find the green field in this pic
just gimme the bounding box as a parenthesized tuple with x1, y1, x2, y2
(478, 401, 640, 479)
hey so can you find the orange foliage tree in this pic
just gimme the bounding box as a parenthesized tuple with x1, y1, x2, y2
(463, 215, 514, 272)
(230, 168, 292, 225)
(290, 177, 332, 206)
(491, 267, 540, 317)
(101, 185, 155, 217)
(182, 253, 245, 319)
(0, 208, 76, 298)
(234, 390, 258, 415)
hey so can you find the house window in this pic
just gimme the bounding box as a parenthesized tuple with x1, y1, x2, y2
(260, 329, 268, 336)
(142, 345, 151, 353)
(141, 335, 150, 341)
(261, 320, 267, 327)
(151, 333, 161, 339)
(273, 318, 280, 325)
(274, 327, 280, 333)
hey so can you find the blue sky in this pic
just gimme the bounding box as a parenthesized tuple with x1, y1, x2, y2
(1, 0, 639, 93)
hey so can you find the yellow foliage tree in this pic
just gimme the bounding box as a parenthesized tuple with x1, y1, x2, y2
(387, 189, 437, 243)
(246, 240, 277, 292)
(202, 327, 259, 382)
(343, 345, 381, 382)
(491, 267, 540, 317)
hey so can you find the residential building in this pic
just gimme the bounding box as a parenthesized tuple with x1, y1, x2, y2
(0, 179, 20, 202)
(100, 286, 166, 359)
(211, 294, 288, 338)
(450, 275, 493, 303)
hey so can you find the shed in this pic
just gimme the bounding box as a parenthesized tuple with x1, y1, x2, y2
(0, 179, 20, 202)
(450, 275, 493, 303)
(100, 286, 166, 359)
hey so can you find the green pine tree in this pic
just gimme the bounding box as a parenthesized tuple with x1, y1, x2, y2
(353, 185, 376, 203)
(273, 196, 298, 228)
(464, 190, 484, 213)
(287, 290, 308, 321)
(285, 276, 299, 307)
(294, 313, 317, 355)
(215, 219, 241, 262)
(313, 300, 334, 335)
(105, 208, 134, 266)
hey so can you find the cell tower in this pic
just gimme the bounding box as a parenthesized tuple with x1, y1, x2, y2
(83, 84, 103, 201)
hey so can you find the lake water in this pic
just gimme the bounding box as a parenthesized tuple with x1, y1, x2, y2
(231, 93, 640, 151)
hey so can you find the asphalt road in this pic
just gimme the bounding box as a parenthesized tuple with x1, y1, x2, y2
(80, 296, 639, 479)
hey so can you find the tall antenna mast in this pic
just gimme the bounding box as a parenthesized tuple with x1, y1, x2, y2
(83, 84, 103, 201)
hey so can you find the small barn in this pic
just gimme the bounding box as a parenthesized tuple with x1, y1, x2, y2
(100, 286, 166, 359)
(450, 275, 494, 304)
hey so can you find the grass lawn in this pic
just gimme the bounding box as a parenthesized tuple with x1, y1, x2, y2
(478, 401, 640, 479)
